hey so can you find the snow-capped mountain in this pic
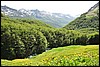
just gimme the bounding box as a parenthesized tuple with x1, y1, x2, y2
(1, 5, 30, 17)
(1, 5, 75, 28)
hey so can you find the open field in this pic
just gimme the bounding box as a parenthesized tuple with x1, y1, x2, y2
(1, 45, 99, 66)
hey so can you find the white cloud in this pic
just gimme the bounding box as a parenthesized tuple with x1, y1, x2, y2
(1, 1, 99, 16)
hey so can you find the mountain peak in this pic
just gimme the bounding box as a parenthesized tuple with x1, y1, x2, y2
(88, 2, 99, 12)
(1, 5, 75, 28)
(1, 5, 17, 11)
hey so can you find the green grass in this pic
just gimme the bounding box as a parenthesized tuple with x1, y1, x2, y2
(1, 45, 99, 66)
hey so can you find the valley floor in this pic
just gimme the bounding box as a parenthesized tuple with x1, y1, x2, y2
(1, 45, 99, 66)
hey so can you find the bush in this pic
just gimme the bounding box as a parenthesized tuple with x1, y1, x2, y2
(87, 32, 99, 44)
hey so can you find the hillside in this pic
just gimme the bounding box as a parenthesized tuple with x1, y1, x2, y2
(63, 2, 99, 31)
(1, 45, 99, 66)
(1, 14, 55, 60)
(1, 2, 99, 66)
(1, 13, 52, 28)
(1, 13, 99, 60)
(1, 5, 75, 28)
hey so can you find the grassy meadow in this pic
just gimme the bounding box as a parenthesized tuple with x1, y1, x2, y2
(1, 45, 99, 66)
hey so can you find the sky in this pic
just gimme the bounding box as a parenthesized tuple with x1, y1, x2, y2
(1, 1, 99, 16)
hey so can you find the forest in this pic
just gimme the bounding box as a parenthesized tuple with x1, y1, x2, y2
(1, 13, 99, 60)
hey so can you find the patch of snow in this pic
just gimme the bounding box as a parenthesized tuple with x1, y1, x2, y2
(65, 15, 71, 18)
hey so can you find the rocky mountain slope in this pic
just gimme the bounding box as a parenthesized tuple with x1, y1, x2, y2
(1, 5, 75, 28)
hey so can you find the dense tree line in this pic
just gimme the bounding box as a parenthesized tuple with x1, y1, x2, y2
(1, 14, 99, 60)
(1, 16, 48, 59)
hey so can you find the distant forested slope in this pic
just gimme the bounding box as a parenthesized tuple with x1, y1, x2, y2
(64, 2, 99, 31)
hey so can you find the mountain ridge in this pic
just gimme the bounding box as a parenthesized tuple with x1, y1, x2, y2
(1, 5, 75, 28)
(63, 2, 99, 30)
